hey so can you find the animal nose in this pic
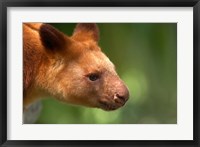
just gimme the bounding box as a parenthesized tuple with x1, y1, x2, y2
(114, 86, 129, 104)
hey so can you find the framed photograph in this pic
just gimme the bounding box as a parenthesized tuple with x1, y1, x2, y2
(0, 0, 199, 146)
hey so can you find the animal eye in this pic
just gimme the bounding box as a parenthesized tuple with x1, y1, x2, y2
(88, 73, 100, 81)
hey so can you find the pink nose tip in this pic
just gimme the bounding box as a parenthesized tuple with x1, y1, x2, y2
(114, 86, 129, 104)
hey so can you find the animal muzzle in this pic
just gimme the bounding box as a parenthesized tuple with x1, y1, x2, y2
(113, 84, 129, 105)
(99, 82, 129, 111)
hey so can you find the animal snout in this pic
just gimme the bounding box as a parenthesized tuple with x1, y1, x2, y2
(114, 85, 129, 105)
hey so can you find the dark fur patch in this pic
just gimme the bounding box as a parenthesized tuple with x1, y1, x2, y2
(39, 24, 66, 50)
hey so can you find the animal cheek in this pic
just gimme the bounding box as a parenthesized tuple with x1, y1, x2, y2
(64, 87, 100, 108)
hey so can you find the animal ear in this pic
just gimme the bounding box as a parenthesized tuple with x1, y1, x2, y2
(39, 24, 69, 51)
(72, 23, 99, 42)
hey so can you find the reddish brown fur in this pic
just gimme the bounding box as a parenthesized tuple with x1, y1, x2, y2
(23, 23, 43, 95)
(23, 23, 129, 111)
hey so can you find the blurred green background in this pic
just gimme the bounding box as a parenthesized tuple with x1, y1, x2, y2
(36, 23, 177, 124)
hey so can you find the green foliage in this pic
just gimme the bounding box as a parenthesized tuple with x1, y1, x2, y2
(36, 23, 177, 124)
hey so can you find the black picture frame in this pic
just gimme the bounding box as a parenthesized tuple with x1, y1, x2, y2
(0, 0, 199, 146)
